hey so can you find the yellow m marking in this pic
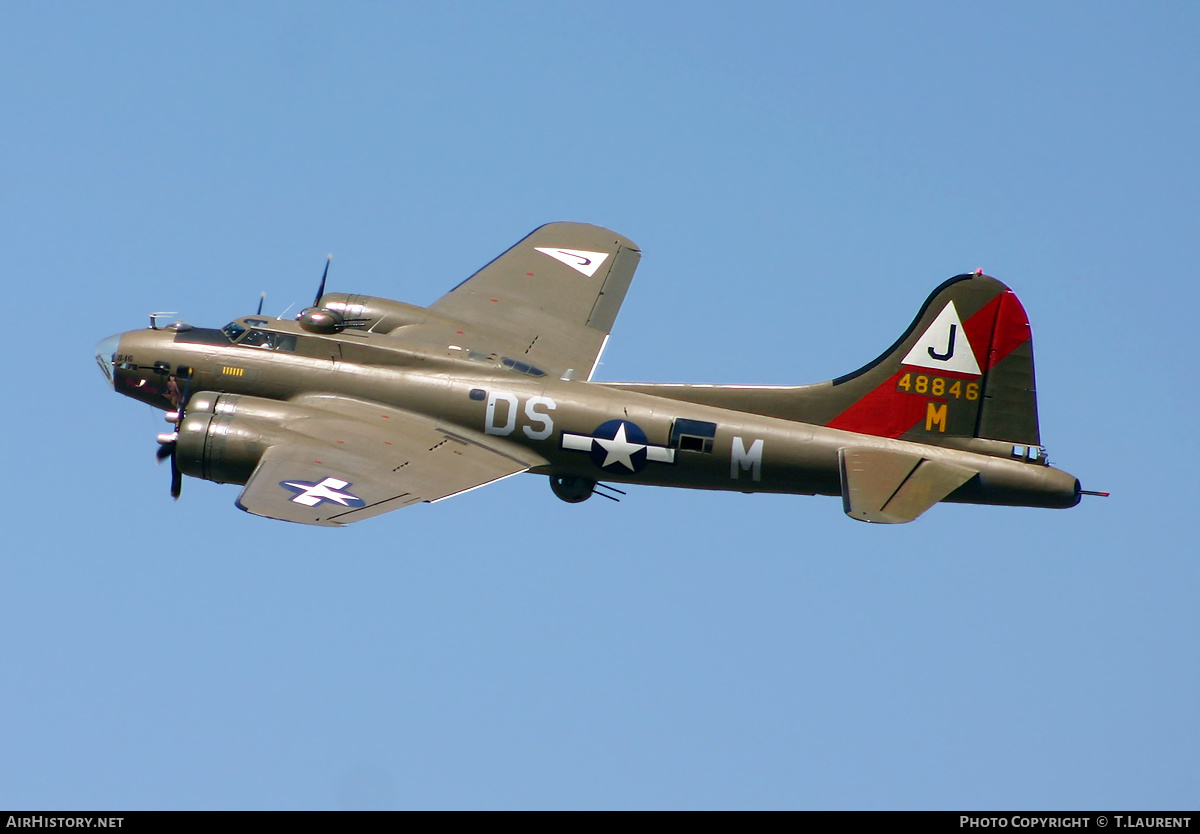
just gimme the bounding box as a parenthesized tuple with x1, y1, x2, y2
(925, 402, 947, 433)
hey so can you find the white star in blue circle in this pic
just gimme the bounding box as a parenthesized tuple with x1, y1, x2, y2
(560, 420, 676, 474)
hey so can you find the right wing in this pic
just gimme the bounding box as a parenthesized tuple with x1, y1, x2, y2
(235, 395, 546, 526)
(427, 222, 641, 379)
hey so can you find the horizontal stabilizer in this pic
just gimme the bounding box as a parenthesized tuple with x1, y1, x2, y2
(839, 447, 977, 523)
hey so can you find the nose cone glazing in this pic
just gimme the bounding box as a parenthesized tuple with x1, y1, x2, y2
(94, 334, 121, 387)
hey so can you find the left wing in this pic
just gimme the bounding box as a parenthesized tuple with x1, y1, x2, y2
(428, 222, 641, 379)
(235, 395, 546, 526)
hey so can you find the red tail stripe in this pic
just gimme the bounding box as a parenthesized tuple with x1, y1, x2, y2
(987, 290, 1032, 370)
(825, 371, 935, 437)
(962, 294, 1001, 368)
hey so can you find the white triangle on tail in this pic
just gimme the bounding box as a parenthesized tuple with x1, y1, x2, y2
(534, 247, 610, 277)
(900, 301, 981, 375)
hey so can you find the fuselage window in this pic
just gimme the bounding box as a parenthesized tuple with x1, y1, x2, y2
(222, 322, 247, 342)
(671, 418, 717, 453)
(501, 357, 547, 377)
(1017, 446, 1046, 465)
(1015, 445, 1047, 465)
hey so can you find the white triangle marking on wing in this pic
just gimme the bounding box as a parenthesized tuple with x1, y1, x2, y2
(534, 247, 610, 277)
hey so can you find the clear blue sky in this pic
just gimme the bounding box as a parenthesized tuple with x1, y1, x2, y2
(2, 2, 1196, 809)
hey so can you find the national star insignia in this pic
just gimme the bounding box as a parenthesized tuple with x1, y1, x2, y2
(561, 420, 676, 474)
(594, 422, 642, 470)
(280, 476, 366, 508)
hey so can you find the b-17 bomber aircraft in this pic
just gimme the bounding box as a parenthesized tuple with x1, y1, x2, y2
(95, 222, 1103, 526)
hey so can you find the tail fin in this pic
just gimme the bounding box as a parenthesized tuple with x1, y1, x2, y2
(824, 272, 1040, 445)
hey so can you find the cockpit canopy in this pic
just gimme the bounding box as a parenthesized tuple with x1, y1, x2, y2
(219, 319, 297, 352)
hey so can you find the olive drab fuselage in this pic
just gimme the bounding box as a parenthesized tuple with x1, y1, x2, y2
(95, 223, 1091, 526)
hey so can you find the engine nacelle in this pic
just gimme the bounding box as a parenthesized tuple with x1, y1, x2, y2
(174, 393, 318, 486)
(318, 293, 442, 334)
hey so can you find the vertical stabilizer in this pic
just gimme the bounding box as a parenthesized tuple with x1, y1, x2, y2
(824, 273, 1041, 446)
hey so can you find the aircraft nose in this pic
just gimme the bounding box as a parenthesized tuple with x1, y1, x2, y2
(94, 334, 121, 388)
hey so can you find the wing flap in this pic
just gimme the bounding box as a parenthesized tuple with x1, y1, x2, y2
(839, 447, 977, 523)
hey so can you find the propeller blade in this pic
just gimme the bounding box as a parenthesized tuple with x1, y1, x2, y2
(256, 292, 265, 316)
(179, 371, 194, 409)
(156, 370, 194, 498)
(313, 254, 332, 307)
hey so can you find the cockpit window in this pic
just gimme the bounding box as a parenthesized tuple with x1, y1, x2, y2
(238, 329, 297, 352)
(222, 322, 247, 342)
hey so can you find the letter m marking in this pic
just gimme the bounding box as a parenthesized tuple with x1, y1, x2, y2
(731, 437, 764, 481)
(925, 402, 948, 433)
